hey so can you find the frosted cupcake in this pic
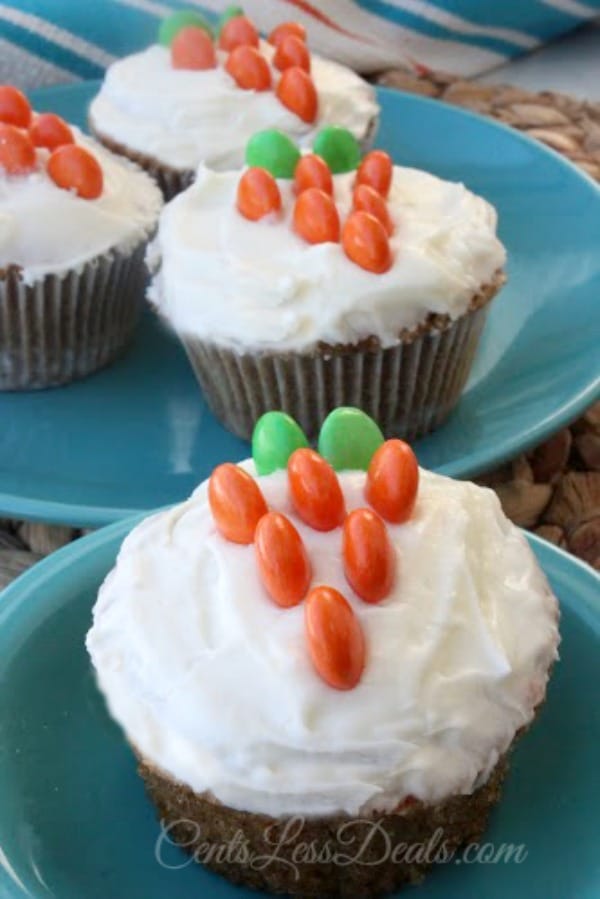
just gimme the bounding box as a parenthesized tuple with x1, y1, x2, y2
(0, 85, 162, 389)
(148, 128, 506, 440)
(89, 8, 379, 198)
(87, 408, 559, 897)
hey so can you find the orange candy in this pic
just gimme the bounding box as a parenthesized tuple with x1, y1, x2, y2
(343, 508, 395, 603)
(0, 85, 32, 128)
(356, 150, 393, 198)
(293, 153, 333, 196)
(288, 448, 345, 531)
(342, 210, 392, 274)
(273, 34, 311, 73)
(353, 183, 394, 236)
(47, 145, 103, 199)
(225, 45, 271, 91)
(276, 67, 317, 124)
(237, 167, 281, 221)
(171, 25, 216, 70)
(219, 15, 259, 51)
(305, 586, 366, 690)
(29, 113, 74, 151)
(208, 463, 268, 544)
(268, 21, 307, 47)
(255, 512, 312, 608)
(293, 187, 340, 245)
(0, 123, 36, 175)
(365, 439, 419, 523)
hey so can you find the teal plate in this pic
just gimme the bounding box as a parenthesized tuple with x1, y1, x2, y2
(0, 526, 598, 898)
(0, 83, 599, 527)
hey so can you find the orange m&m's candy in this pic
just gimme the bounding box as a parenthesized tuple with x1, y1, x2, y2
(237, 167, 281, 221)
(353, 183, 394, 236)
(219, 15, 259, 51)
(171, 25, 216, 70)
(342, 210, 392, 274)
(276, 67, 317, 124)
(0, 85, 32, 127)
(294, 154, 333, 196)
(293, 187, 339, 244)
(365, 439, 419, 523)
(305, 586, 365, 690)
(255, 512, 312, 608)
(343, 508, 395, 604)
(268, 21, 307, 47)
(29, 113, 74, 151)
(274, 34, 311, 73)
(356, 150, 393, 198)
(208, 463, 268, 544)
(47, 145, 103, 199)
(0, 123, 36, 175)
(288, 448, 345, 531)
(225, 45, 271, 91)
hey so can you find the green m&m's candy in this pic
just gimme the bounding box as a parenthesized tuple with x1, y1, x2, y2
(318, 408, 384, 471)
(245, 129, 301, 179)
(158, 10, 213, 46)
(313, 126, 361, 174)
(252, 412, 309, 475)
(217, 5, 244, 34)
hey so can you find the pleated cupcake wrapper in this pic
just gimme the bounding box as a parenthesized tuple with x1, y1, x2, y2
(178, 298, 491, 441)
(0, 241, 148, 390)
(91, 115, 380, 201)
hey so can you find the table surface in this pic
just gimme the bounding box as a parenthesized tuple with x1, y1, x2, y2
(479, 22, 600, 100)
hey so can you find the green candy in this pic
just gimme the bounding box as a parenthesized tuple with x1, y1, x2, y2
(217, 5, 244, 33)
(318, 408, 384, 471)
(245, 129, 301, 179)
(158, 10, 213, 46)
(313, 126, 362, 174)
(252, 412, 309, 475)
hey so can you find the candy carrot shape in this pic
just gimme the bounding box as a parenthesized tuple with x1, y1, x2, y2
(305, 586, 365, 689)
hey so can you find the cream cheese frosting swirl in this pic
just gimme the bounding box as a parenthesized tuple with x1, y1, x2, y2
(0, 128, 162, 285)
(89, 41, 379, 172)
(147, 163, 506, 352)
(87, 464, 559, 818)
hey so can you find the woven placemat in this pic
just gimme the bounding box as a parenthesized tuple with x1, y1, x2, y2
(0, 75, 598, 585)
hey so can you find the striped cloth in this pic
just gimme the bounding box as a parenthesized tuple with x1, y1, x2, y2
(1, 0, 599, 89)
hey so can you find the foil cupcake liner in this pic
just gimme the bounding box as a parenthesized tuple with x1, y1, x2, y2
(0, 241, 148, 390)
(178, 281, 499, 441)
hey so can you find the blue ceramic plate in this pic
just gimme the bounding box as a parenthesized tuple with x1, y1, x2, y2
(0, 83, 599, 527)
(0, 525, 598, 899)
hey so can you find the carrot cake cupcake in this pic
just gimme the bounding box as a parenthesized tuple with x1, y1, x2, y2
(147, 129, 506, 439)
(0, 85, 162, 389)
(89, 8, 379, 198)
(87, 408, 559, 897)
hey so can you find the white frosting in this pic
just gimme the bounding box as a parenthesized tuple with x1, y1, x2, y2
(89, 41, 378, 171)
(147, 164, 506, 351)
(87, 464, 559, 818)
(0, 128, 162, 285)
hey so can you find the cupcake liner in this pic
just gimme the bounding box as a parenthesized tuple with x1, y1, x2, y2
(0, 240, 148, 390)
(177, 278, 501, 441)
(138, 749, 509, 897)
(90, 127, 195, 201)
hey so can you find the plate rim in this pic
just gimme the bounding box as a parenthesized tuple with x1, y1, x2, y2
(0, 82, 597, 528)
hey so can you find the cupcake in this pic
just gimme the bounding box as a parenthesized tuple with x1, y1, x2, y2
(147, 129, 506, 440)
(88, 8, 379, 198)
(0, 85, 162, 390)
(87, 408, 559, 898)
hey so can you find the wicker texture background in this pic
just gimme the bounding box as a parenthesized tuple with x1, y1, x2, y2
(0, 74, 598, 584)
